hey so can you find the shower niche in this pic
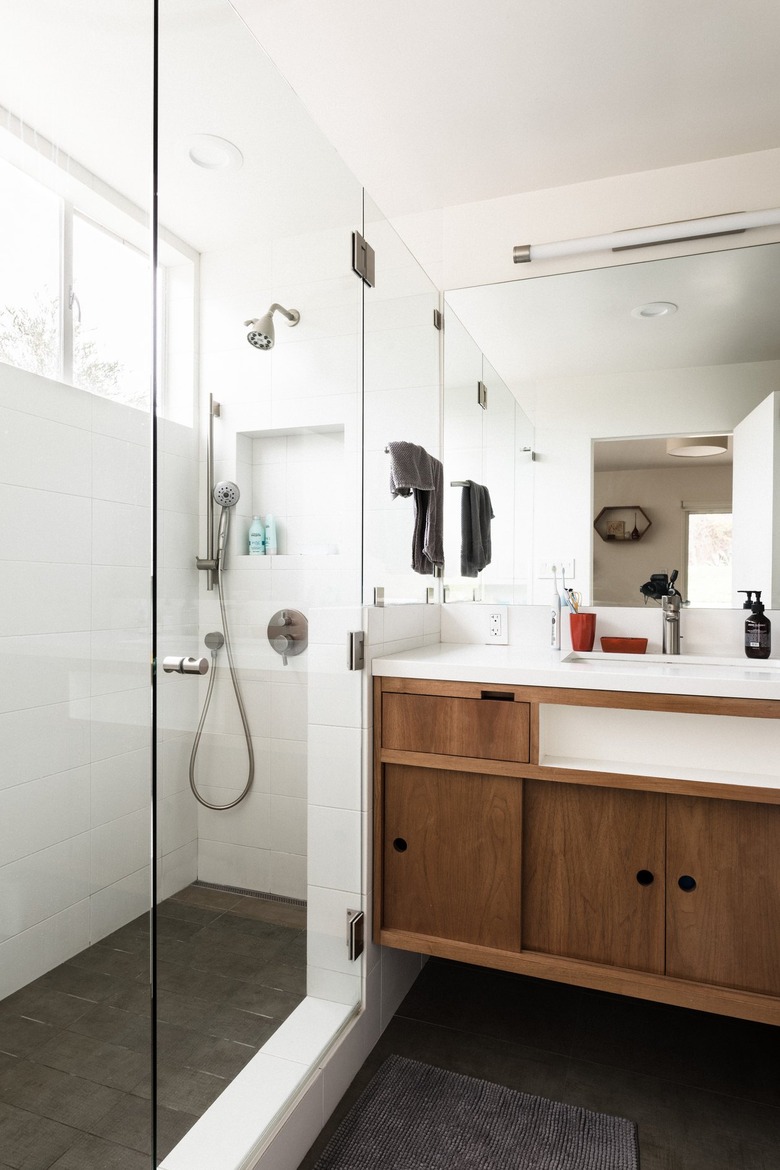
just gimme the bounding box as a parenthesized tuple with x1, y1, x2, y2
(234, 423, 347, 558)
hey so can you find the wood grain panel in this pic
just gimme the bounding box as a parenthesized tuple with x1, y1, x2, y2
(382, 692, 530, 762)
(666, 796, 780, 995)
(382, 764, 522, 950)
(522, 780, 665, 972)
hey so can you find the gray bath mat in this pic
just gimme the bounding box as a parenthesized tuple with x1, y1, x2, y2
(314, 1054, 638, 1169)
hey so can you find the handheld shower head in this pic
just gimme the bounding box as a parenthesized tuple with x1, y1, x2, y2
(213, 481, 240, 508)
(244, 303, 300, 350)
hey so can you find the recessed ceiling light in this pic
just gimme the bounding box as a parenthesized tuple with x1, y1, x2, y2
(187, 134, 243, 172)
(666, 436, 729, 457)
(631, 301, 678, 319)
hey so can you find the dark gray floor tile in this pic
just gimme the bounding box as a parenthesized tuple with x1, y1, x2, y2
(252, 957, 307, 997)
(0, 1100, 79, 1170)
(67, 944, 147, 981)
(398, 959, 584, 1057)
(154, 1021, 257, 1079)
(32, 1029, 149, 1092)
(87, 1094, 153, 1154)
(274, 932, 307, 969)
(134, 1059, 229, 1115)
(156, 899, 223, 929)
(69, 1003, 151, 1052)
(39, 962, 122, 1003)
(167, 885, 242, 912)
(0, 984, 97, 1029)
(156, 989, 277, 1047)
(198, 912, 299, 948)
(107, 982, 151, 1018)
(0, 1014, 58, 1059)
(156, 1103, 199, 1159)
(89, 1092, 195, 1158)
(226, 981, 303, 1022)
(98, 922, 149, 955)
(153, 959, 243, 1004)
(47, 1132, 150, 1170)
(227, 898, 307, 931)
(0, 1059, 121, 1129)
(572, 991, 780, 1110)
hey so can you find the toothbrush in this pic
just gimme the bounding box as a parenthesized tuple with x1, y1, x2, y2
(551, 564, 561, 649)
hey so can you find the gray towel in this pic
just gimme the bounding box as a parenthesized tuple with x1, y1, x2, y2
(388, 441, 444, 575)
(460, 480, 494, 577)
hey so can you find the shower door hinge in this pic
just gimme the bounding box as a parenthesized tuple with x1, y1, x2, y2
(433, 308, 443, 330)
(347, 630, 365, 671)
(351, 231, 376, 287)
(346, 909, 365, 961)
(477, 380, 488, 409)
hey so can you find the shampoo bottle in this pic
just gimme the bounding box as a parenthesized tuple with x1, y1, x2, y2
(745, 590, 771, 659)
(264, 514, 277, 556)
(248, 516, 265, 555)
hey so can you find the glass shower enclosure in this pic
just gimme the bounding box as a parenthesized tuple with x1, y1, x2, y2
(0, 1, 367, 1166)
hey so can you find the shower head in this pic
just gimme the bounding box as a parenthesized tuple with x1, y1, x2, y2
(244, 303, 300, 350)
(213, 481, 240, 508)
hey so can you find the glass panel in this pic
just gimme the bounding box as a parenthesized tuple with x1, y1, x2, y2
(0, 3, 155, 1169)
(0, 157, 61, 378)
(363, 194, 441, 603)
(155, 1, 365, 1162)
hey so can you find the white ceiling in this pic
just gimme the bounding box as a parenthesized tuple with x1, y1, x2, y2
(232, 0, 780, 218)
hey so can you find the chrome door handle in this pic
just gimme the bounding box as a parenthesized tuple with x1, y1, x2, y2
(162, 656, 209, 675)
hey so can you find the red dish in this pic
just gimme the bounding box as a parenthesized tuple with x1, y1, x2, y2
(600, 637, 648, 654)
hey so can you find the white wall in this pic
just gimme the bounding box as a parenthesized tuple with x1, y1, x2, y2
(0, 364, 198, 999)
(194, 218, 363, 900)
(593, 464, 732, 606)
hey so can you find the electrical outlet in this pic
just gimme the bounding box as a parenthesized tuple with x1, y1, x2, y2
(486, 606, 508, 644)
(537, 558, 575, 579)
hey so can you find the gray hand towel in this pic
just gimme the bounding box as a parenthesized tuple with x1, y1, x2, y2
(460, 480, 494, 577)
(388, 441, 444, 575)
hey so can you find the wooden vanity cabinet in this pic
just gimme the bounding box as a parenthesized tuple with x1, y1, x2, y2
(374, 676, 780, 1024)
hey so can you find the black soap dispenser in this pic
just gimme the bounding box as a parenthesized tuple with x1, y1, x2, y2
(744, 590, 771, 660)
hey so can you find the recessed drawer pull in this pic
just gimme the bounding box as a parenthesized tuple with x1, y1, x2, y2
(393, 837, 408, 853)
(480, 690, 514, 701)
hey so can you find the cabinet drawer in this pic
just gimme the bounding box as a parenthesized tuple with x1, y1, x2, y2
(382, 692, 530, 762)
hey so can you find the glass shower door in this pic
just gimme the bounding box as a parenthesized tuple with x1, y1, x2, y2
(0, 2, 157, 1166)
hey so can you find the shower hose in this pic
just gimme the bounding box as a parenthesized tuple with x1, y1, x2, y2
(188, 511, 254, 810)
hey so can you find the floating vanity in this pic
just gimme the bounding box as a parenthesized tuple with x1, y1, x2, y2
(372, 645, 780, 1025)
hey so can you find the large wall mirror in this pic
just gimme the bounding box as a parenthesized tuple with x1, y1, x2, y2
(446, 242, 780, 609)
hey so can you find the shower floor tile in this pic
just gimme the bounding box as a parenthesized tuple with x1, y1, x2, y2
(0, 884, 306, 1168)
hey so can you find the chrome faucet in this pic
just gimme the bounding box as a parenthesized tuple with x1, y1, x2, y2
(662, 593, 682, 655)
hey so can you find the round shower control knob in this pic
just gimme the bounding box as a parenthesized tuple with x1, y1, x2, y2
(266, 609, 308, 661)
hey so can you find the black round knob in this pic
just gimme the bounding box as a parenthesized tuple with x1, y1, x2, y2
(393, 838, 408, 853)
(678, 875, 697, 892)
(636, 870, 654, 886)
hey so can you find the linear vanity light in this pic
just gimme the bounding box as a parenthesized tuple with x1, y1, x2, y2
(512, 207, 780, 264)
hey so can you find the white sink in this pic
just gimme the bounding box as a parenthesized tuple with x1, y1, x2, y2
(562, 651, 780, 669)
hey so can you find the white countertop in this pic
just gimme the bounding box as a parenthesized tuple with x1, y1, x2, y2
(371, 642, 780, 701)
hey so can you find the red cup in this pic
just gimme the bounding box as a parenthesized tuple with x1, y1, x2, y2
(569, 612, 596, 651)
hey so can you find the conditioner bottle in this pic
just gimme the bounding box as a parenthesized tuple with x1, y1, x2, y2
(745, 590, 771, 660)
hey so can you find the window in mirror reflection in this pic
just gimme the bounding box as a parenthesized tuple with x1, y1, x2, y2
(685, 509, 732, 608)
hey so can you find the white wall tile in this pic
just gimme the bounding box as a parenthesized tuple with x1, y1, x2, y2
(269, 851, 306, 900)
(0, 633, 90, 713)
(0, 767, 90, 867)
(92, 500, 150, 567)
(308, 725, 361, 810)
(0, 563, 91, 637)
(91, 749, 150, 827)
(270, 794, 307, 856)
(197, 785, 271, 849)
(160, 840, 198, 901)
(197, 840, 270, 892)
(92, 567, 150, 630)
(90, 867, 150, 944)
(90, 687, 150, 761)
(0, 485, 91, 564)
(0, 899, 90, 1001)
(91, 807, 149, 893)
(0, 700, 90, 791)
(270, 738, 307, 799)
(0, 833, 91, 941)
(92, 432, 151, 506)
(0, 406, 91, 495)
(307, 806, 360, 892)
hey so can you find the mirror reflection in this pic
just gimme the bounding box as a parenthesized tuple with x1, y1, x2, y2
(446, 242, 780, 609)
